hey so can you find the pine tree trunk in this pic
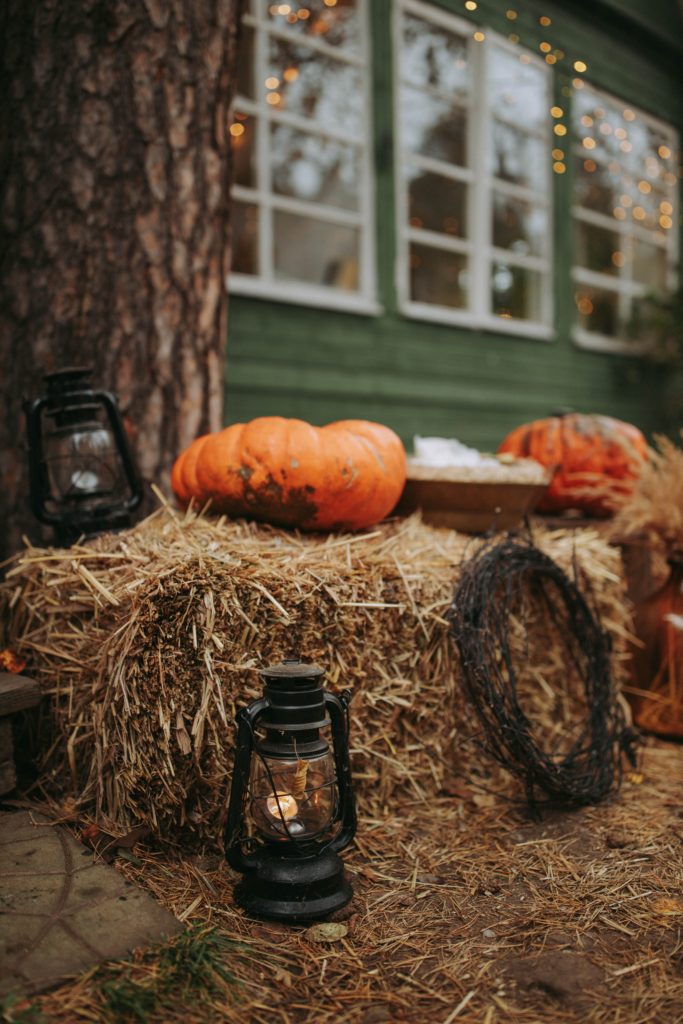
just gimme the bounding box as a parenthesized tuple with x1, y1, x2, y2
(0, 0, 244, 559)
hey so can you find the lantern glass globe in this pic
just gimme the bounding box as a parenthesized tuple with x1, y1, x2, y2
(248, 749, 337, 842)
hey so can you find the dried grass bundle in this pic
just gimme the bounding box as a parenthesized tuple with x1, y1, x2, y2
(608, 433, 683, 556)
(1, 504, 631, 845)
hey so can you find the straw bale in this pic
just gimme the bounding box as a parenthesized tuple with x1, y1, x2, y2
(1, 506, 632, 845)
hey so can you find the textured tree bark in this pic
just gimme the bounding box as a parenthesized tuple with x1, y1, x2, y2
(0, 0, 243, 559)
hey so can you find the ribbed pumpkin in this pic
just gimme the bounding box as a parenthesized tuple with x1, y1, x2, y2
(171, 417, 407, 531)
(498, 413, 648, 515)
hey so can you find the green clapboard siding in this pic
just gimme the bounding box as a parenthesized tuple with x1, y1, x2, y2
(225, 0, 682, 451)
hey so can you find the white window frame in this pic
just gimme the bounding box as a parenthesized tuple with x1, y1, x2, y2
(229, 0, 380, 316)
(571, 82, 680, 356)
(394, 0, 554, 340)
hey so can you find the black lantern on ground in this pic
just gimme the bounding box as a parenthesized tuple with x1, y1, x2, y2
(25, 368, 142, 545)
(224, 659, 357, 922)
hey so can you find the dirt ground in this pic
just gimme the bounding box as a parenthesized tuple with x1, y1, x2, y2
(9, 738, 681, 1024)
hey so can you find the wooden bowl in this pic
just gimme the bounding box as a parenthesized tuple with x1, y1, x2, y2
(397, 475, 550, 534)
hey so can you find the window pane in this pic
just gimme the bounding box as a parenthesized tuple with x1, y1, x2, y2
(575, 287, 621, 336)
(575, 221, 623, 277)
(572, 84, 678, 343)
(492, 194, 547, 257)
(231, 113, 257, 188)
(266, 0, 360, 52)
(408, 169, 467, 238)
(271, 125, 359, 210)
(401, 85, 467, 167)
(266, 37, 362, 135)
(491, 262, 543, 321)
(574, 157, 619, 217)
(573, 87, 679, 190)
(400, 13, 470, 98)
(629, 196, 662, 233)
(237, 25, 255, 98)
(233, 202, 259, 275)
(409, 245, 468, 309)
(492, 121, 545, 189)
(273, 210, 359, 290)
(488, 46, 547, 129)
(633, 239, 668, 291)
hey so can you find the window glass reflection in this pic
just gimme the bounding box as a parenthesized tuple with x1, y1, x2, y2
(401, 85, 467, 167)
(232, 113, 257, 188)
(574, 157, 619, 217)
(266, 37, 362, 135)
(410, 245, 468, 308)
(265, 0, 360, 52)
(492, 194, 547, 256)
(273, 210, 359, 290)
(233, 202, 259, 275)
(488, 46, 546, 128)
(408, 169, 467, 238)
(573, 87, 678, 190)
(575, 221, 622, 277)
(633, 239, 668, 291)
(271, 125, 359, 210)
(575, 287, 621, 336)
(491, 263, 543, 320)
(572, 86, 678, 240)
(492, 122, 545, 189)
(401, 14, 470, 98)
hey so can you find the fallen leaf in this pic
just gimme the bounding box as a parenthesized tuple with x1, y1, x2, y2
(81, 823, 151, 862)
(271, 965, 293, 987)
(305, 922, 348, 943)
(472, 792, 497, 809)
(0, 649, 26, 673)
(652, 897, 683, 919)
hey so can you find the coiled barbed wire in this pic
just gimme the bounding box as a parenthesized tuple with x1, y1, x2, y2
(448, 535, 636, 809)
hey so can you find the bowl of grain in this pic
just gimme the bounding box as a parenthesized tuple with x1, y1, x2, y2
(396, 437, 551, 534)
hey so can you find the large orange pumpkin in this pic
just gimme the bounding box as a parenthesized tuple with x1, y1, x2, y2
(171, 417, 407, 531)
(498, 413, 648, 515)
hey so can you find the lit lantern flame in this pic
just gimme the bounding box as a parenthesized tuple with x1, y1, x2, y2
(266, 791, 298, 821)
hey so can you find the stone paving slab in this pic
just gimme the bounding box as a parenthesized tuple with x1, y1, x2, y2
(0, 811, 183, 998)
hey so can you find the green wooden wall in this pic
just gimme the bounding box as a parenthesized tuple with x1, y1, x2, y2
(225, 0, 682, 451)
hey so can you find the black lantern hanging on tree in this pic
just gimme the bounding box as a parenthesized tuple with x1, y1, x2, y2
(25, 368, 143, 546)
(224, 659, 357, 922)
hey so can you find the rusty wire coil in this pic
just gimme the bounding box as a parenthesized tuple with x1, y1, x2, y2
(448, 534, 635, 810)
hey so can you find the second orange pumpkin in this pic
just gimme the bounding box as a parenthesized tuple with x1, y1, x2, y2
(498, 413, 648, 515)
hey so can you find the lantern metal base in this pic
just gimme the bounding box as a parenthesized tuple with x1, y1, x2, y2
(233, 848, 352, 922)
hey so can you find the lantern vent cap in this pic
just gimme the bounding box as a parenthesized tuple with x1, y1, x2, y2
(259, 659, 325, 681)
(43, 367, 93, 385)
